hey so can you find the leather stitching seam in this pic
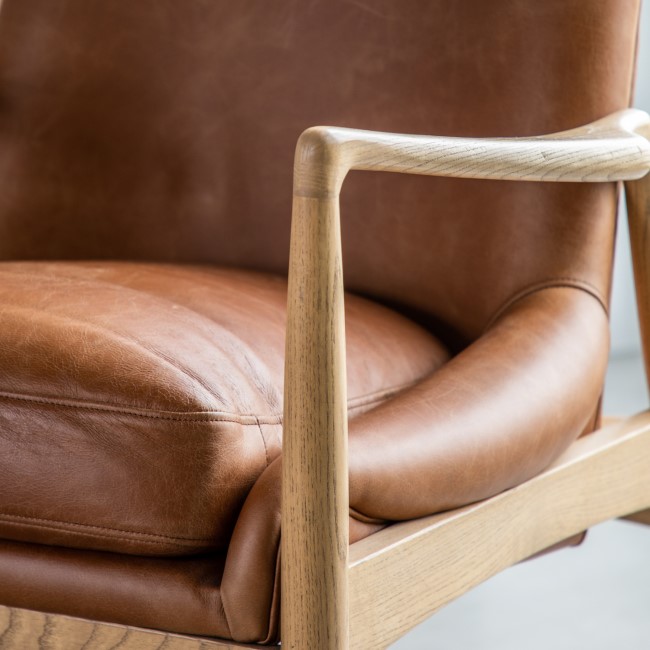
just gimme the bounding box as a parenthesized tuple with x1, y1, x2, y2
(220, 592, 234, 642)
(256, 416, 270, 467)
(262, 534, 282, 645)
(0, 513, 213, 545)
(0, 382, 417, 545)
(0, 380, 416, 424)
(483, 277, 608, 332)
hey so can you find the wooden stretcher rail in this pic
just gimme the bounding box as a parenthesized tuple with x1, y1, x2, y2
(348, 413, 650, 648)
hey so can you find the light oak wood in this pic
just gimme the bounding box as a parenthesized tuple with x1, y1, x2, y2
(626, 141, 650, 392)
(294, 109, 650, 197)
(0, 606, 263, 649)
(623, 134, 650, 533)
(348, 413, 650, 648)
(282, 192, 349, 650)
(281, 110, 650, 650)
(603, 421, 650, 527)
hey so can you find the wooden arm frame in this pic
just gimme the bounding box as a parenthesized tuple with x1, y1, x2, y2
(282, 109, 650, 649)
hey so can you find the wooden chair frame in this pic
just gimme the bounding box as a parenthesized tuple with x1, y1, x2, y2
(3, 110, 650, 649)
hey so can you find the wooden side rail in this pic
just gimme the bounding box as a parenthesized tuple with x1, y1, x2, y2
(348, 413, 650, 648)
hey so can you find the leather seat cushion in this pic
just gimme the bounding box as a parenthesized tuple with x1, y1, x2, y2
(0, 261, 449, 556)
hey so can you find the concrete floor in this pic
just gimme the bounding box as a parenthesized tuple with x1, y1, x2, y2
(392, 355, 650, 649)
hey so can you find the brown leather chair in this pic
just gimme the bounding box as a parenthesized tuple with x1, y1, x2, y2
(1, 1, 650, 648)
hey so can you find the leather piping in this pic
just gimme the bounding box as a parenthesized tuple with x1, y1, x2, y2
(483, 278, 609, 333)
(0, 515, 208, 549)
(262, 541, 282, 645)
(348, 507, 385, 525)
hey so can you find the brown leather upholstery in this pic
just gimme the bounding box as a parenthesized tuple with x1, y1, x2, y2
(0, 510, 382, 644)
(0, 261, 445, 555)
(0, 0, 640, 644)
(0, 0, 634, 333)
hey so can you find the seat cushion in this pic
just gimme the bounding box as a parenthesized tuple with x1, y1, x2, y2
(0, 261, 449, 556)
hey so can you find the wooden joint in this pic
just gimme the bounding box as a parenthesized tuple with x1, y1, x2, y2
(293, 127, 349, 198)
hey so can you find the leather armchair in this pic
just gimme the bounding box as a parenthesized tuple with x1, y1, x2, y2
(1, 1, 650, 648)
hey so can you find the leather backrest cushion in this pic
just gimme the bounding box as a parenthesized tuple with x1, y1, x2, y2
(0, 0, 639, 343)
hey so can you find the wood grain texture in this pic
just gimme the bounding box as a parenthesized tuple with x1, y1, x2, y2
(623, 129, 650, 533)
(294, 109, 650, 195)
(347, 413, 650, 649)
(626, 146, 650, 393)
(0, 606, 263, 649)
(282, 193, 349, 649)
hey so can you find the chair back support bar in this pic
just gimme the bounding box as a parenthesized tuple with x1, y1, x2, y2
(626, 124, 650, 393)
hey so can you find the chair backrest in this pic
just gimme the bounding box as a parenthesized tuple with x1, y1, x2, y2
(0, 0, 639, 346)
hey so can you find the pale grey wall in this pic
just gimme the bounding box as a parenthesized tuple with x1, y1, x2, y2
(611, 1, 650, 356)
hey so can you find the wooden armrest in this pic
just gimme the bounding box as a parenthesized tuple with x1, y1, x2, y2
(294, 108, 650, 197)
(281, 109, 650, 649)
